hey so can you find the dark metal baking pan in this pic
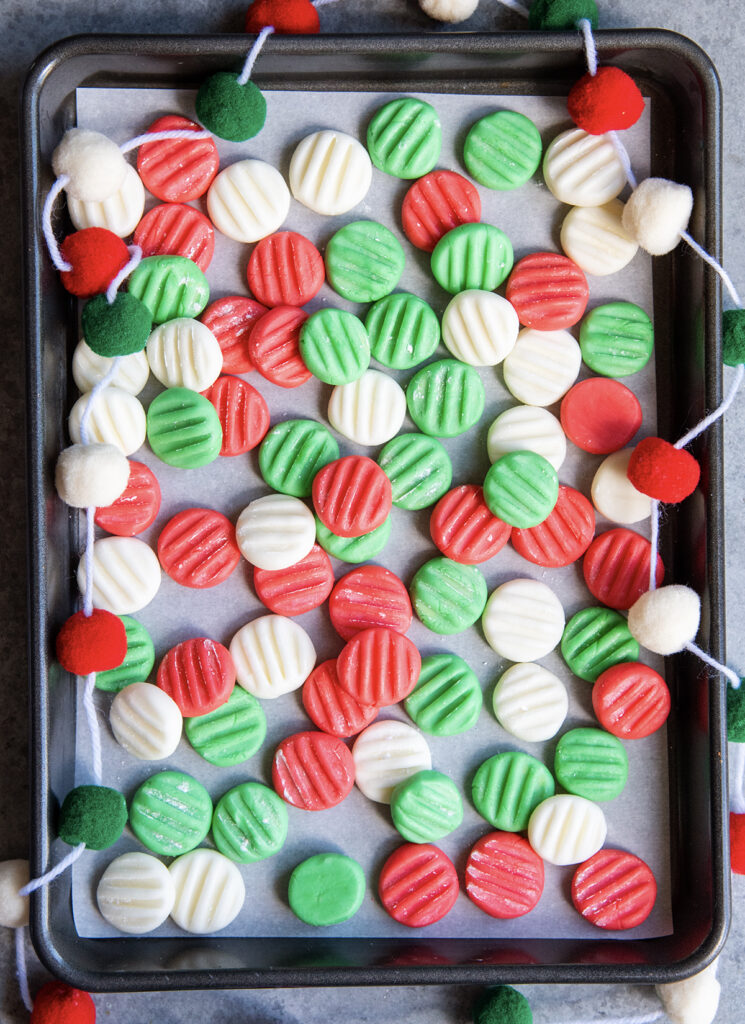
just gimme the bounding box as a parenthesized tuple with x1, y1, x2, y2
(22, 30, 727, 990)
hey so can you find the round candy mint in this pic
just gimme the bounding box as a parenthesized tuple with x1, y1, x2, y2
(146, 387, 222, 468)
(407, 358, 485, 438)
(288, 853, 365, 926)
(483, 450, 559, 528)
(299, 308, 370, 385)
(95, 615, 155, 692)
(367, 97, 441, 179)
(410, 556, 487, 635)
(259, 419, 339, 498)
(390, 770, 463, 844)
(561, 606, 640, 682)
(315, 514, 391, 563)
(378, 432, 452, 510)
(129, 771, 212, 857)
(128, 255, 210, 324)
(554, 727, 628, 802)
(472, 751, 555, 832)
(431, 223, 514, 294)
(195, 72, 266, 142)
(405, 652, 482, 736)
(464, 109, 543, 191)
(212, 782, 288, 863)
(184, 688, 267, 766)
(365, 292, 440, 370)
(58, 785, 128, 850)
(325, 220, 405, 302)
(579, 301, 654, 377)
(81, 292, 152, 357)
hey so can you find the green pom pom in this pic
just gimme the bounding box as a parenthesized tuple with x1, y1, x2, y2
(723, 309, 745, 367)
(81, 292, 152, 357)
(528, 0, 599, 30)
(58, 785, 128, 850)
(196, 72, 267, 142)
(727, 680, 745, 741)
(474, 986, 533, 1024)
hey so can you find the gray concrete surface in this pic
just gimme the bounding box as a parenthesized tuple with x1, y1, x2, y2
(1, 1, 744, 1021)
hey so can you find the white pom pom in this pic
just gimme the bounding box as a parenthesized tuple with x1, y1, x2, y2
(55, 443, 130, 509)
(0, 859, 30, 928)
(419, 0, 480, 23)
(656, 959, 721, 1024)
(52, 128, 128, 202)
(621, 177, 693, 256)
(627, 585, 700, 655)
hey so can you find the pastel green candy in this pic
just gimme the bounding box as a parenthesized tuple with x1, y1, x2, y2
(288, 853, 365, 926)
(259, 419, 339, 498)
(367, 97, 442, 179)
(212, 782, 288, 864)
(365, 292, 440, 370)
(315, 513, 391, 563)
(378, 432, 452, 510)
(405, 652, 482, 735)
(579, 302, 654, 377)
(407, 358, 485, 438)
(128, 255, 210, 324)
(325, 220, 405, 303)
(184, 688, 267, 766)
(463, 110, 543, 191)
(390, 770, 463, 843)
(472, 751, 555, 832)
(410, 556, 487, 635)
(95, 616, 154, 692)
(483, 450, 558, 528)
(129, 771, 212, 857)
(146, 387, 222, 468)
(431, 223, 514, 294)
(554, 727, 628, 802)
(561, 606, 640, 682)
(299, 308, 370, 385)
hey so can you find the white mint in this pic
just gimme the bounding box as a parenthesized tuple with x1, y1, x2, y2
(96, 852, 175, 934)
(77, 536, 161, 614)
(109, 682, 183, 761)
(441, 289, 519, 366)
(591, 448, 652, 524)
(169, 849, 245, 934)
(230, 615, 316, 699)
(487, 405, 566, 471)
(55, 442, 130, 509)
(502, 327, 581, 407)
(0, 859, 30, 928)
(352, 720, 432, 803)
(492, 662, 568, 742)
(68, 386, 146, 456)
(528, 795, 607, 865)
(482, 579, 565, 662)
(67, 163, 145, 237)
(207, 159, 290, 243)
(543, 128, 626, 207)
(561, 200, 638, 276)
(328, 369, 406, 445)
(627, 585, 701, 655)
(52, 128, 127, 202)
(73, 339, 149, 395)
(622, 177, 694, 256)
(146, 317, 223, 392)
(236, 494, 316, 571)
(290, 130, 372, 216)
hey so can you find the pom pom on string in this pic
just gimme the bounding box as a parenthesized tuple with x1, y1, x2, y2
(731, 812, 745, 874)
(59, 228, 130, 298)
(627, 585, 700, 656)
(51, 128, 127, 202)
(80, 292, 152, 358)
(195, 26, 273, 141)
(621, 178, 694, 256)
(55, 443, 130, 509)
(419, 0, 481, 22)
(723, 308, 745, 366)
(473, 985, 533, 1024)
(58, 785, 128, 851)
(529, 0, 598, 31)
(656, 960, 721, 1024)
(0, 859, 29, 928)
(30, 981, 96, 1024)
(627, 436, 701, 503)
(245, 0, 320, 33)
(727, 677, 745, 740)
(568, 67, 645, 135)
(55, 609, 127, 676)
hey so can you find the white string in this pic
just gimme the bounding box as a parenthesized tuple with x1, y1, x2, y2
(649, 500, 660, 591)
(551, 1012, 663, 1024)
(83, 673, 103, 783)
(577, 17, 598, 76)
(118, 128, 212, 154)
(42, 175, 73, 272)
(608, 130, 638, 189)
(79, 356, 123, 446)
(685, 640, 741, 688)
(83, 506, 96, 618)
(14, 928, 33, 1013)
(19, 843, 86, 896)
(681, 230, 743, 308)
(674, 363, 745, 450)
(729, 741, 745, 813)
(237, 25, 275, 87)
(494, 0, 530, 17)
(105, 245, 142, 305)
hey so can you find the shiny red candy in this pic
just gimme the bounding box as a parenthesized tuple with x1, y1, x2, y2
(59, 228, 130, 297)
(429, 484, 511, 564)
(583, 527, 664, 610)
(506, 252, 589, 330)
(94, 460, 161, 536)
(248, 305, 311, 388)
(568, 67, 645, 135)
(312, 455, 392, 538)
(202, 375, 270, 455)
(329, 565, 412, 641)
(137, 114, 219, 202)
(560, 378, 642, 455)
(133, 203, 215, 271)
(247, 231, 324, 307)
(245, 0, 320, 34)
(627, 436, 701, 503)
(302, 659, 378, 738)
(401, 170, 481, 252)
(465, 832, 544, 919)
(336, 626, 421, 707)
(592, 662, 670, 739)
(572, 848, 656, 929)
(511, 484, 595, 568)
(378, 844, 459, 927)
(253, 543, 334, 616)
(157, 637, 236, 717)
(199, 295, 267, 374)
(157, 507, 240, 588)
(272, 731, 355, 810)
(55, 608, 127, 676)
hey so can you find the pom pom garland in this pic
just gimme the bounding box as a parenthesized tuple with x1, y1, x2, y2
(55, 443, 130, 509)
(195, 72, 267, 142)
(627, 585, 701, 656)
(656, 961, 721, 1024)
(627, 436, 701, 503)
(419, 0, 481, 22)
(30, 982, 96, 1024)
(567, 67, 644, 135)
(621, 178, 694, 256)
(727, 679, 745, 741)
(245, 0, 320, 34)
(55, 609, 127, 676)
(59, 228, 130, 297)
(731, 812, 745, 874)
(58, 785, 128, 850)
(51, 128, 127, 202)
(80, 292, 152, 358)
(0, 859, 30, 928)
(528, 0, 598, 31)
(473, 985, 533, 1024)
(723, 308, 745, 367)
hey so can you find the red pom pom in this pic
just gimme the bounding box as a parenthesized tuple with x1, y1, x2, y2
(56, 609, 127, 675)
(731, 812, 745, 874)
(245, 0, 320, 34)
(59, 228, 130, 298)
(568, 67, 645, 135)
(31, 982, 96, 1024)
(627, 436, 701, 503)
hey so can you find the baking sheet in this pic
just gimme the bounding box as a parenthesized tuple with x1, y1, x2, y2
(66, 84, 671, 940)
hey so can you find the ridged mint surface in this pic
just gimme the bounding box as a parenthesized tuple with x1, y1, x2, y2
(378, 432, 452, 510)
(406, 359, 485, 438)
(128, 255, 209, 323)
(561, 606, 640, 682)
(579, 301, 654, 377)
(405, 652, 482, 735)
(390, 770, 463, 843)
(95, 616, 154, 692)
(315, 514, 391, 563)
(410, 556, 487, 635)
(483, 450, 558, 528)
(365, 292, 440, 369)
(130, 771, 212, 856)
(367, 97, 442, 179)
(211, 782, 288, 863)
(325, 221, 405, 302)
(471, 751, 555, 832)
(259, 419, 339, 497)
(431, 222, 514, 294)
(554, 727, 628, 801)
(464, 110, 542, 191)
(299, 308, 370, 385)
(184, 688, 267, 766)
(146, 387, 222, 468)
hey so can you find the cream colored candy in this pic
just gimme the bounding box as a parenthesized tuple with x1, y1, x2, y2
(591, 447, 652, 524)
(543, 128, 627, 207)
(622, 177, 694, 256)
(68, 386, 146, 456)
(352, 720, 432, 804)
(207, 159, 290, 243)
(73, 339, 149, 395)
(146, 318, 223, 392)
(328, 369, 406, 446)
(55, 442, 130, 509)
(52, 128, 128, 202)
(441, 289, 519, 366)
(77, 536, 161, 614)
(561, 200, 639, 277)
(235, 494, 316, 571)
(0, 859, 30, 928)
(502, 327, 581, 407)
(528, 794, 607, 865)
(482, 579, 565, 662)
(289, 130, 372, 216)
(230, 614, 316, 699)
(109, 682, 183, 760)
(169, 849, 245, 934)
(486, 405, 566, 471)
(67, 163, 145, 237)
(96, 851, 176, 934)
(492, 662, 568, 742)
